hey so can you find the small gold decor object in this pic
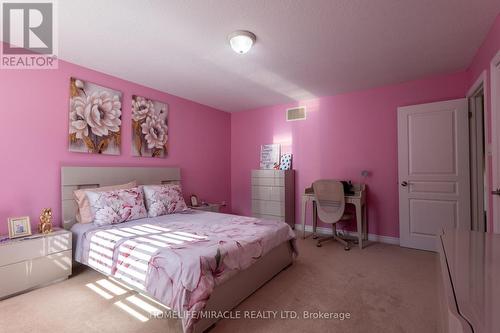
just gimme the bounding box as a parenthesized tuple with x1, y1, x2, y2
(39, 208, 53, 234)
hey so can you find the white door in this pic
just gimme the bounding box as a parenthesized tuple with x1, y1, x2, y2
(398, 99, 470, 251)
(491, 50, 500, 234)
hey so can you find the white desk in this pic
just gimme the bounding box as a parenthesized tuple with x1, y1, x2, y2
(301, 184, 367, 249)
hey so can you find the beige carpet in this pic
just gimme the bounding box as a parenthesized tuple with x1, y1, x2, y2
(0, 236, 438, 333)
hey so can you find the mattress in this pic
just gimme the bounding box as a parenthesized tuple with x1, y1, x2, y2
(71, 210, 296, 332)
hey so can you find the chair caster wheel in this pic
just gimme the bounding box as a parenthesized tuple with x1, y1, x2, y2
(344, 247, 350, 251)
(316, 243, 322, 247)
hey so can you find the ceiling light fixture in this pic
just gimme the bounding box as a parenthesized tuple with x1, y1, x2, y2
(228, 30, 256, 54)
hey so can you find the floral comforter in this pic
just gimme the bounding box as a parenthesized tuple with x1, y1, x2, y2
(77, 211, 297, 332)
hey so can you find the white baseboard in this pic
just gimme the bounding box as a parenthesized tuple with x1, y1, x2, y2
(295, 224, 400, 246)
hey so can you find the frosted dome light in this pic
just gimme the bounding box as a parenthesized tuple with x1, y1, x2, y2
(229, 30, 256, 54)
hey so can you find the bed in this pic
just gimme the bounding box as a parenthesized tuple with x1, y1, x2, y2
(61, 166, 296, 333)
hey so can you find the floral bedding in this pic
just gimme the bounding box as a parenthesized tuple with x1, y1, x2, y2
(77, 211, 297, 332)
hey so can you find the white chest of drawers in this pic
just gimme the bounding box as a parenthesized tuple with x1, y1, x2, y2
(251, 169, 295, 227)
(0, 229, 72, 299)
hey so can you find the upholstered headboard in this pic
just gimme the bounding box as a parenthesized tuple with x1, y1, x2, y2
(61, 166, 181, 230)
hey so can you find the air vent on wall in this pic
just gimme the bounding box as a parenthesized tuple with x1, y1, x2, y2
(286, 106, 306, 121)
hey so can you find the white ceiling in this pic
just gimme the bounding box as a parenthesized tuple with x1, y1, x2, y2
(58, 0, 500, 112)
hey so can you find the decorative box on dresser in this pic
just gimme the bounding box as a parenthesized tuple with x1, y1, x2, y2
(251, 169, 295, 228)
(0, 229, 72, 299)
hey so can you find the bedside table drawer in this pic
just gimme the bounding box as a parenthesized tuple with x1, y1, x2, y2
(0, 250, 72, 299)
(30, 250, 72, 286)
(47, 232, 72, 254)
(0, 238, 45, 267)
(0, 261, 30, 298)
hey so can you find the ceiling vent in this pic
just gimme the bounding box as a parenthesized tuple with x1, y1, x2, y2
(286, 106, 306, 121)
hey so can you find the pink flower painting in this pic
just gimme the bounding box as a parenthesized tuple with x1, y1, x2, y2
(131, 95, 168, 157)
(68, 77, 122, 155)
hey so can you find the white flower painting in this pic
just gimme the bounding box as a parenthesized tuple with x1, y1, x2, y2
(131, 95, 168, 157)
(69, 78, 122, 155)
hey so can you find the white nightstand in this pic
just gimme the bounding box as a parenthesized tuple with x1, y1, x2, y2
(0, 228, 72, 299)
(189, 203, 222, 213)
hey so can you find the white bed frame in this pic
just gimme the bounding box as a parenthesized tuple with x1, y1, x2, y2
(61, 166, 294, 333)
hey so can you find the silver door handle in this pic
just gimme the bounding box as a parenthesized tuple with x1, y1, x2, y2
(401, 181, 408, 187)
(492, 189, 500, 196)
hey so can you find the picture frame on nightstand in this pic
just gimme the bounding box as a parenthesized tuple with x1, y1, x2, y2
(190, 194, 199, 207)
(8, 216, 32, 239)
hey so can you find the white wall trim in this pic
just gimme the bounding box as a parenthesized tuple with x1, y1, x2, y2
(466, 69, 490, 232)
(295, 224, 400, 246)
(467, 70, 487, 97)
(491, 50, 500, 234)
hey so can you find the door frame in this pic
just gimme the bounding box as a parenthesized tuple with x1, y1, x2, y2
(491, 50, 500, 233)
(467, 70, 489, 232)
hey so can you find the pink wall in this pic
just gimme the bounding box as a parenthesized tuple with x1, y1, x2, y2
(0, 59, 231, 235)
(466, 14, 500, 232)
(231, 71, 468, 238)
(1, 15, 497, 239)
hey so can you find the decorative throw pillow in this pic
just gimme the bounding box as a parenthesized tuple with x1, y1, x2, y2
(74, 181, 137, 224)
(86, 187, 147, 226)
(143, 184, 188, 217)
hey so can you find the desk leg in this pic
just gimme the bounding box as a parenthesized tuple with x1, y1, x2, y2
(312, 201, 318, 239)
(356, 203, 363, 249)
(363, 203, 368, 241)
(301, 197, 307, 239)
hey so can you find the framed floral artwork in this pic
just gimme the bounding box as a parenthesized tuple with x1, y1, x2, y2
(131, 95, 168, 157)
(68, 78, 122, 155)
